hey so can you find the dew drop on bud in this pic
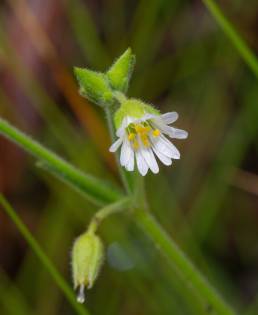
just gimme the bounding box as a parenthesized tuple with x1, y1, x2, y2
(77, 284, 85, 304)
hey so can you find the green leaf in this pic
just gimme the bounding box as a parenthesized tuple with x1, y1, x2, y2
(0, 118, 123, 205)
(74, 67, 113, 106)
(106, 48, 136, 93)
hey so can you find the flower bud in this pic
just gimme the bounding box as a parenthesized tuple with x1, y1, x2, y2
(106, 48, 135, 93)
(72, 231, 104, 303)
(74, 67, 113, 106)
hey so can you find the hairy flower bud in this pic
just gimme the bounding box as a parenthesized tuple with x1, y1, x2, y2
(72, 231, 104, 303)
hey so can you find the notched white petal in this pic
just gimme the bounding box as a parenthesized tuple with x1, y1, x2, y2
(120, 138, 131, 166)
(160, 135, 180, 159)
(140, 146, 159, 174)
(125, 151, 135, 171)
(148, 150, 159, 174)
(152, 135, 180, 159)
(136, 150, 148, 176)
(151, 144, 172, 166)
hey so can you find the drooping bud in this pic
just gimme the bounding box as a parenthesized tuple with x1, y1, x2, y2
(72, 230, 104, 303)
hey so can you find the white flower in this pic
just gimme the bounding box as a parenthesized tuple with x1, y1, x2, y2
(109, 111, 188, 176)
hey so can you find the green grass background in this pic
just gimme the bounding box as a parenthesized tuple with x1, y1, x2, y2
(0, 0, 258, 314)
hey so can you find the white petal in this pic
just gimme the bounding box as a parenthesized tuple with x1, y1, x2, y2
(116, 116, 135, 137)
(152, 119, 188, 140)
(169, 127, 188, 139)
(151, 142, 172, 166)
(125, 154, 134, 172)
(125, 151, 135, 171)
(116, 123, 126, 138)
(152, 135, 180, 159)
(160, 135, 180, 159)
(161, 112, 178, 124)
(151, 137, 172, 158)
(136, 150, 148, 176)
(120, 138, 133, 166)
(109, 138, 123, 152)
(141, 113, 158, 121)
(140, 145, 159, 174)
(160, 126, 188, 139)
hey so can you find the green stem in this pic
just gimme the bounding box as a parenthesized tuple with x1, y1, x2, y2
(104, 106, 132, 194)
(0, 195, 90, 315)
(113, 91, 127, 103)
(0, 118, 122, 205)
(0, 116, 236, 314)
(135, 208, 236, 315)
(88, 197, 131, 233)
(203, 0, 258, 78)
(106, 92, 235, 313)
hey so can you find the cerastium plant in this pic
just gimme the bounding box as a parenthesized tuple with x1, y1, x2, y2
(0, 48, 236, 314)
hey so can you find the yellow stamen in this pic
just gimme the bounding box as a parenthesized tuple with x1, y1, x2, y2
(141, 134, 150, 147)
(135, 125, 150, 134)
(152, 129, 160, 137)
(133, 139, 139, 150)
(128, 133, 135, 141)
(143, 139, 150, 147)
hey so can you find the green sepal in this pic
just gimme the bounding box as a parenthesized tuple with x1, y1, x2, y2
(106, 48, 135, 93)
(74, 67, 113, 106)
(114, 99, 160, 129)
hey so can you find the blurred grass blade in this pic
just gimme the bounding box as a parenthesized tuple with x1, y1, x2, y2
(64, 0, 110, 68)
(135, 209, 236, 315)
(0, 195, 90, 315)
(7, 0, 114, 169)
(203, 0, 258, 78)
(190, 81, 258, 241)
(0, 271, 31, 315)
(0, 118, 123, 205)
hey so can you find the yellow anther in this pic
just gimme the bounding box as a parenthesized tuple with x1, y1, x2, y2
(128, 133, 135, 141)
(133, 139, 139, 150)
(135, 124, 151, 134)
(152, 129, 160, 137)
(135, 125, 144, 133)
(143, 139, 150, 147)
(141, 134, 150, 147)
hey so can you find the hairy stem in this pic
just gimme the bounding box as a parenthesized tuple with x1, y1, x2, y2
(135, 209, 236, 315)
(0, 118, 122, 205)
(88, 197, 131, 233)
(104, 105, 133, 193)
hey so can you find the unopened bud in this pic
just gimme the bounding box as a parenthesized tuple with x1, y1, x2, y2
(72, 231, 104, 303)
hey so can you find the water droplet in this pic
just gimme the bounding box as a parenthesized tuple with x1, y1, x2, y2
(77, 284, 85, 303)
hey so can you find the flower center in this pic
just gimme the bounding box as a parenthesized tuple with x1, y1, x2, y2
(127, 122, 160, 150)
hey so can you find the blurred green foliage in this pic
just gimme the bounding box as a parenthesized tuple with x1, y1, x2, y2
(0, 0, 258, 315)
